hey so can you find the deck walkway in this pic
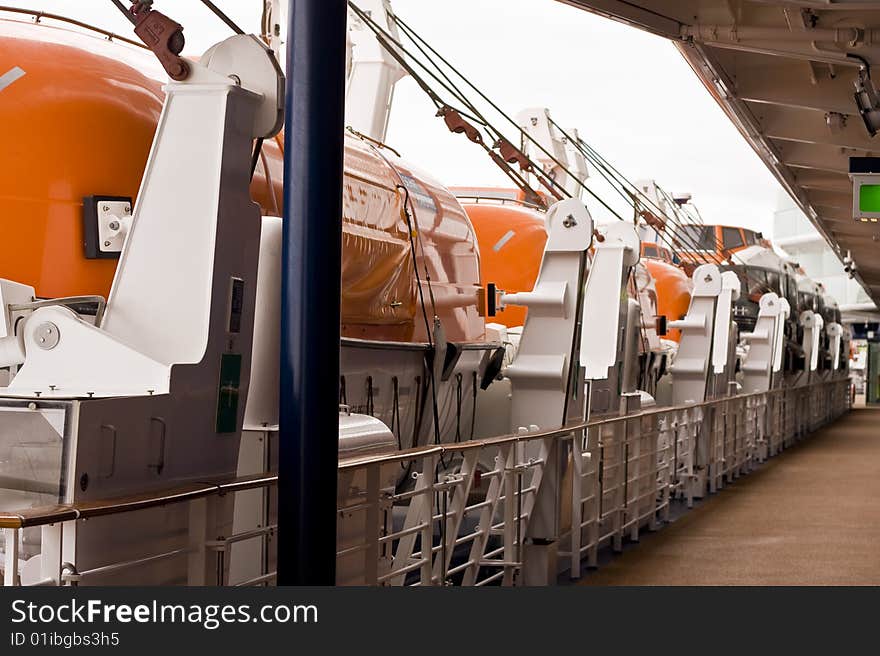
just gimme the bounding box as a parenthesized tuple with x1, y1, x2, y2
(581, 406, 880, 585)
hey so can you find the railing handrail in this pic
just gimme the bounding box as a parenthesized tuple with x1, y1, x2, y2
(0, 378, 847, 530)
(338, 378, 844, 470)
(0, 6, 148, 50)
(0, 473, 278, 530)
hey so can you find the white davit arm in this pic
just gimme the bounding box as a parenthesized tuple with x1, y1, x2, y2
(740, 293, 788, 393)
(502, 198, 594, 432)
(827, 322, 843, 370)
(345, 0, 407, 142)
(516, 107, 587, 198)
(563, 126, 589, 199)
(667, 264, 723, 404)
(261, 0, 285, 59)
(580, 222, 640, 379)
(712, 270, 741, 375)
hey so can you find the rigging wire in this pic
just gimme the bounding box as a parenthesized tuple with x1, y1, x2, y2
(348, 4, 483, 122)
(569, 130, 752, 274)
(389, 14, 566, 174)
(198, 0, 245, 35)
(564, 128, 779, 301)
(348, 3, 543, 203)
(388, 9, 649, 219)
(354, 3, 775, 300)
(570, 128, 756, 273)
(389, 12, 714, 344)
(384, 2, 734, 267)
(399, 7, 751, 262)
(397, 185, 435, 348)
(567, 134, 726, 266)
(397, 183, 445, 458)
(109, 0, 137, 24)
(352, 3, 587, 209)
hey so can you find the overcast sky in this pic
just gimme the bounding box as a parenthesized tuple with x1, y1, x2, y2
(4, 0, 793, 233)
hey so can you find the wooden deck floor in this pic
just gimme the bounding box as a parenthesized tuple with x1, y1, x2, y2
(580, 406, 880, 585)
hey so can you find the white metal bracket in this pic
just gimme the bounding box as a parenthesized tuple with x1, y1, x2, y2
(580, 222, 640, 380)
(741, 293, 788, 393)
(96, 201, 133, 256)
(826, 322, 843, 370)
(503, 198, 593, 430)
(668, 264, 722, 404)
(801, 310, 825, 373)
(712, 271, 740, 375)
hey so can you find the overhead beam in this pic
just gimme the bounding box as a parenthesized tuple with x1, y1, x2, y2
(700, 39, 879, 69)
(806, 188, 852, 210)
(814, 205, 854, 221)
(774, 140, 856, 173)
(827, 224, 877, 237)
(559, 0, 681, 37)
(760, 105, 880, 151)
(792, 170, 851, 193)
(737, 74, 857, 115)
(746, 1, 880, 12)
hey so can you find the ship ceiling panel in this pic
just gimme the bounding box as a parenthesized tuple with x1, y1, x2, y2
(774, 141, 853, 174)
(561, 0, 880, 304)
(791, 170, 852, 193)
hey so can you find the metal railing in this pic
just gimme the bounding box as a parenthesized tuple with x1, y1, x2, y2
(333, 378, 850, 585)
(0, 474, 278, 587)
(0, 378, 851, 586)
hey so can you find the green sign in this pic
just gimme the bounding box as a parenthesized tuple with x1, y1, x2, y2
(859, 183, 880, 213)
(216, 353, 242, 434)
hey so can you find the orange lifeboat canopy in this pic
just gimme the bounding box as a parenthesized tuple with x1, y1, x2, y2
(641, 243, 692, 342)
(458, 196, 547, 328)
(0, 17, 484, 344)
(0, 18, 167, 298)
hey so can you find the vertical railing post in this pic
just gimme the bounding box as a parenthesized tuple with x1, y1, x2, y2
(570, 433, 583, 579)
(502, 447, 517, 586)
(40, 524, 62, 586)
(3, 528, 18, 586)
(279, 0, 347, 585)
(421, 455, 437, 586)
(364, 464, 380, 586)
(187, 497, 209, 585)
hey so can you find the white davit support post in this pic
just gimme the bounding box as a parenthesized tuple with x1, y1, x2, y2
(632, 179, 673, 244)
(580, 222, 640, 380)
(827, 322, 843, 371)
(503, 198, 593, 432)
(740, 293, 789, 393)
(261, 0, 285, 59)
(500, 197, 593, 586)
(667, 264, 722, 405)
(0, 34, 283, 585)
(633, 179, 668, 210)
(712, 271, 741, 375)
(516, 108, 574, 195)
(773, 298, 790, 375)
(345, 0, 407, 142)
(562, 127, 589, 199)
(801, 310, 825, 373)
(7, 34, 283, 398)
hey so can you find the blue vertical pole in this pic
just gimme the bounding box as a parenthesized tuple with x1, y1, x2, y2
(279, 0, 346, 585)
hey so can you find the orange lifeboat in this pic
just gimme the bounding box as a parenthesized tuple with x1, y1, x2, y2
(674, 223, 768, 273)
(0, 15, 483, 344)
(454, 192, 547, 328)
(640, 242, 692, 342)
(0, 18, 165, 299)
